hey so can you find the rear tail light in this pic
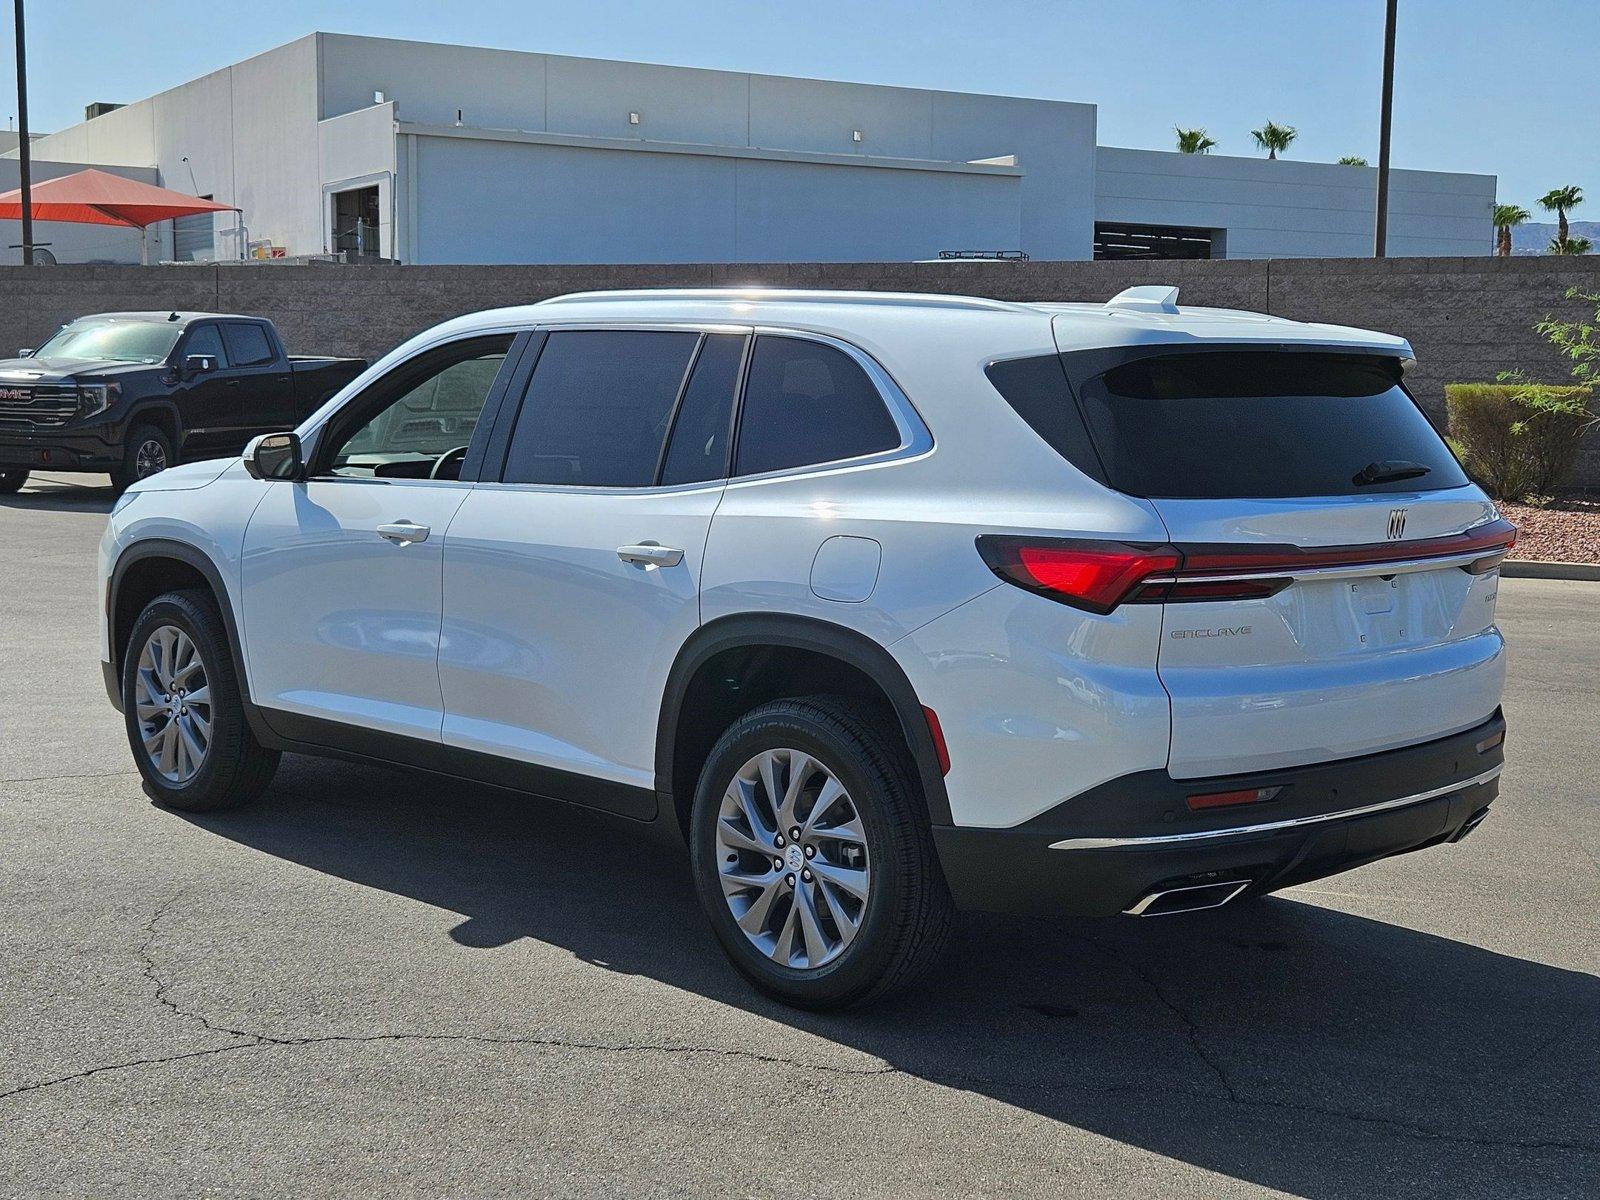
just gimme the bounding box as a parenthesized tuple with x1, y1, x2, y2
(976, 537, 1181, 614)
(976, 518, 1519, 615)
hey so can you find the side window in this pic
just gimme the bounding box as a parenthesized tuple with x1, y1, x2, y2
(323, 334, 513, 480)
(502, 330, 700, 487)
(221, 323, 276, 367)
(659, 333, 745, 485)
(181, 325, 228, 369)
(734, 336, 900, 476)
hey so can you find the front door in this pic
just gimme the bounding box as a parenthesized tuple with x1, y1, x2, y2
(171, 322, 234, 459)
(439, 328, 746, 809)
(239, 333, 518, 744)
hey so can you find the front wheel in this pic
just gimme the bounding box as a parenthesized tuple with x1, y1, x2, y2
(123, 590, 280, 812)
(690, 697, 953, 1009)
(113, 425, 174, 492)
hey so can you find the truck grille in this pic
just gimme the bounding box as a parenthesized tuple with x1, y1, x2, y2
(0, 383, 79, 427)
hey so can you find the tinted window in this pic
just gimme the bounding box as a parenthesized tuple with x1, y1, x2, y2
(735, 337, 900, 476)
(660, 334, 745, 485)
(1075, 352, 1469, 499)
(222, 322, 275, 366)
(182, 325, 228, 368)
(985, 354, 1105, 483)
(504, 330, 699, 487)
(327, 335, 512, 479)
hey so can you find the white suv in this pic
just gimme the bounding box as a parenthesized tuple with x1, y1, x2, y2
(99, 287, 1512, 1008)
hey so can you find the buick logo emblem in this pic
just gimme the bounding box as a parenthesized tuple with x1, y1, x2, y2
(1387, 508, 1409, 540)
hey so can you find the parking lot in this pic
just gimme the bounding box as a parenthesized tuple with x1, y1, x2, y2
(1, 471, 1595, 1198)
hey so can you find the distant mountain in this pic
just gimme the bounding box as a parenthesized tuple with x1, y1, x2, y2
(1510, 220, 1599, 255)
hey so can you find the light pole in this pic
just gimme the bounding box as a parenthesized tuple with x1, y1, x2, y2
(11, 0, 33, 265)
(1374, 0, 1397, 257)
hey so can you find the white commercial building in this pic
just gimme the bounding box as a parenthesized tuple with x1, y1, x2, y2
(3, 33, 1496, 265)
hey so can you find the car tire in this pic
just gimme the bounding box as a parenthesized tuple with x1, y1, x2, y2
(0, 468, 27, 494)
(690, 696, 954, 1009)
(122, 589, 280, 812)
(114, 425, 174, 491)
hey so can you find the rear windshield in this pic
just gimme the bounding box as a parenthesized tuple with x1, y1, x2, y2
(1073, 351, 1467, 499)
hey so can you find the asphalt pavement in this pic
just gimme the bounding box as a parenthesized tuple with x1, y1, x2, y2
(2, 472, 1596, 1198)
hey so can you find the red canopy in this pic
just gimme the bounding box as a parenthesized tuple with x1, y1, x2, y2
(0, 168, 238, 229)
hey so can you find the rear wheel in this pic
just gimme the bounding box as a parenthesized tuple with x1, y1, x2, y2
(0, 469, 27, 494)
(690, 697, 953, 1009)
(123, 590, 279, 812)
(114, 425, 173, 492)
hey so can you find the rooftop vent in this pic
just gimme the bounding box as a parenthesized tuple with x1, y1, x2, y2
(1105, 285, 1180, 313)
(84, 101, 124, 121)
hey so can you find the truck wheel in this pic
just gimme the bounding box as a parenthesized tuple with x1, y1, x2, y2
(114, 426, 174, 491)
(0, 469, 27, 494)
(123, 589, 280, 812)
(689, 696, 954, 1010)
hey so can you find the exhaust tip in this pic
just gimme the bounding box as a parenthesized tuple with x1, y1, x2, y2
(1450, 806, 1492, 843)
(1124, 878, 1251, 917)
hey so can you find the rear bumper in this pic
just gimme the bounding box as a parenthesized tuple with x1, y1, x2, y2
(934, 710, 1506, 916)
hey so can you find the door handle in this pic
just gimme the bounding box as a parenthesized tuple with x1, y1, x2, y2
(377, 521, 431, 545)
(617, 544, 683, 568)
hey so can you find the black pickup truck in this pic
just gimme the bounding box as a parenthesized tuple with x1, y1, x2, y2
(0, 312, 366, 492)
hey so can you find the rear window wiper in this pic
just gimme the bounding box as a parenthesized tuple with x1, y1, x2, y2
(1353, 459, 1431, 486)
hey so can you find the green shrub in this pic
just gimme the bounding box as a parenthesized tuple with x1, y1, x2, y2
(1445, 382, 1593, 501)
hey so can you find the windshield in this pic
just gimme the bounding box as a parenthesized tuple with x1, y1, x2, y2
(35, 319, 183, 364)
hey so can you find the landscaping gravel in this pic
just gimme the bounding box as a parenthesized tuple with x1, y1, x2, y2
(1502, 499, 1600, 564)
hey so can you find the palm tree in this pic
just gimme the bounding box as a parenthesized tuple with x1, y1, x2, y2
(1493, 203, 1530, 257)
(1251, 121, 1297, 159)
(1547, 235, 1592, 255)
(1337, 155, 1368, 166)
(1537, 186, 1584, 245)
(1174, 127, 1217, 155)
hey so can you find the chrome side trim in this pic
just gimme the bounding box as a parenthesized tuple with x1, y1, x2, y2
(1048, 765, 1502, 851)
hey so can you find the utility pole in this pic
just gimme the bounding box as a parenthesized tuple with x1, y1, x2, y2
(1374, 0, 1397, 257)
(12, 0, 33, 265)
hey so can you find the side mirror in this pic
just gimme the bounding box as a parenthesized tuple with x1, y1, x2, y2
(184, 353, 218, 375)
(243, 431, 303, 481)
(17, 348, 34, 358)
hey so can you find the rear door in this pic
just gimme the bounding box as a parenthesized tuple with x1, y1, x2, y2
(220, 321, 295, 438)
(1065, 346, 1509, 778)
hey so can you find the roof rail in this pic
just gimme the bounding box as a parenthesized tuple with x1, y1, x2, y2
(1105, 285, 1180, 314)
(536, 288, 1024, 313)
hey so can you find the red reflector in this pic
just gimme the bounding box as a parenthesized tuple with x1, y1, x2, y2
(1475, 729, 1505, 754)
(922, 706, 951, 776)
(1187, 785, 1283, 811)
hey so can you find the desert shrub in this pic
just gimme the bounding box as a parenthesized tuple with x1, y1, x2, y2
(1446, 383, 1593, 500)
(1446, 385, 1534, 499)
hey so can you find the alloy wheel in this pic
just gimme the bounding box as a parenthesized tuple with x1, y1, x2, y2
(135, 438, 168, 478)
(134, 624, 212, 784)
(715, 747, 872, 970)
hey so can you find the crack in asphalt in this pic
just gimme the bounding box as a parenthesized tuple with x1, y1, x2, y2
(2, 894, 1594, 1160)
(1070, 934, 1597, 1156)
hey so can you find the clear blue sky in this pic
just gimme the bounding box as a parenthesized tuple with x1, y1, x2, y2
(4, 0, 1595, 214)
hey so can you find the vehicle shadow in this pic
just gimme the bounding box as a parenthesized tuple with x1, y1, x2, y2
(0, 475, 116, 513)
(181, 754, 1598, 1198)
